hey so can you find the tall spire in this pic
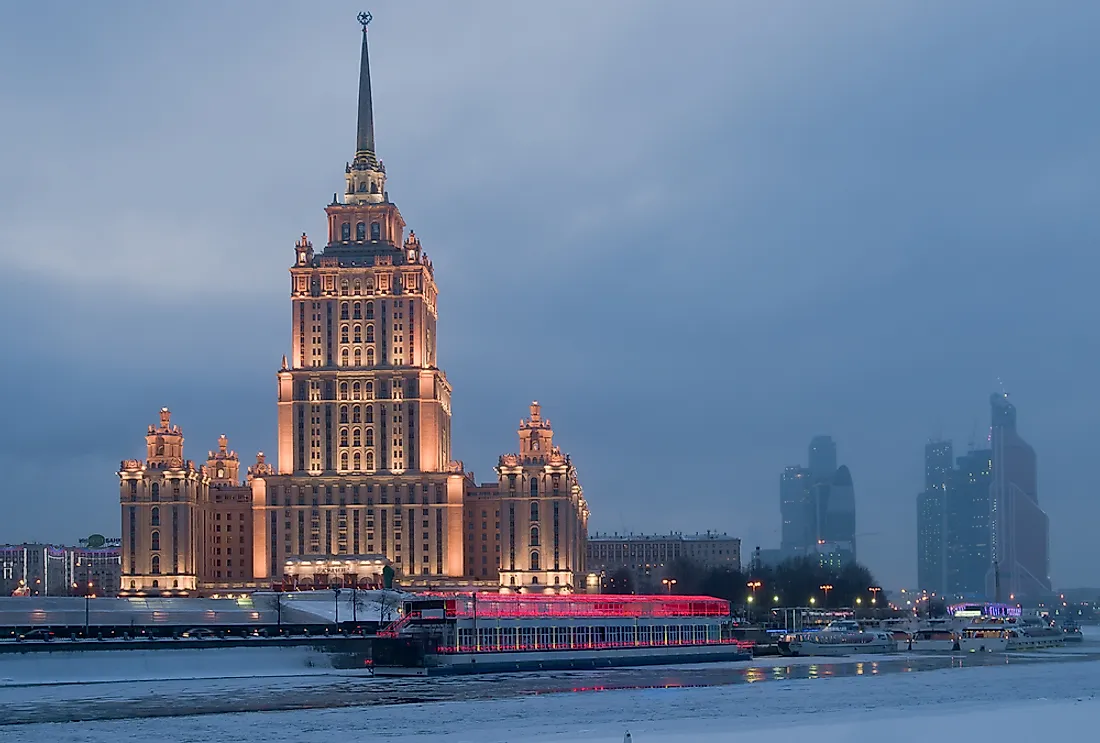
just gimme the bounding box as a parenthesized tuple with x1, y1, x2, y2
(345, 11, 386, 205)
(355, 11, 375, 157)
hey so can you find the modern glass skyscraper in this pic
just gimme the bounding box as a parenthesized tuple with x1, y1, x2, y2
(779, 436, 856, 560)
(947, 448, 991, 597)
(986, 393, 1050, 600)
(916, 440, 953, 595)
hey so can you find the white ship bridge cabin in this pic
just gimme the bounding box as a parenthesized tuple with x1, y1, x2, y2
(371, 593, 752, 675)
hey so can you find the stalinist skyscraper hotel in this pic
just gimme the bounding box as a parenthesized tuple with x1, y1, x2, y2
(118, 16, 588, 597)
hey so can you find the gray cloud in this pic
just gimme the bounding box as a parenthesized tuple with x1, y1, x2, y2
(1, 0, 1098, 589)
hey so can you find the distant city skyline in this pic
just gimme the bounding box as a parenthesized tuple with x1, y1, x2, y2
(2, 2, 1100, 590)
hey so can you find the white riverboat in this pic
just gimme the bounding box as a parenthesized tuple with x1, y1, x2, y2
(779, 620, 897, 657)
(1060, 619, 1084, 643)
(370, 593, 753, 676)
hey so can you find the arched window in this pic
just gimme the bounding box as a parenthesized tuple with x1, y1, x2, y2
(352, 406, 361, 423)
(530, 502, 539, 522)
(371, 181, 380, 194)
(340, 280, 349, 295)
(152, 579, 160, 588)
(365, 302, 374, 319)
(530, 478, 538, 497)
(130, 580, 136, 590)
(339, 406, 349, 424)
(353, 302, 362, 320)
(151, 507, 160, 526)
(352, 381, 361, 400)
(340, 302, 349, 320)
(341, 223, 351, 241)
(353, 279, 361, 294)
(365, 325, 375, 344)
(365, 382, 373, 398)
(339, 428, 349, 447)
(358, 181, 367, 193)
(354, 349, 362, 366)
(365, 429, 374, 447)
(173, 579, 179, 588)
(529, 551, 540, 571)
(151, 483, 159, 502)
(365, 405, 374, 424)
(353, 452, 361, 470)
(366, 348, 375, 366)
(356, 222, 366, 240)
(340, 452, 348, 470)
(530, 526, 540, 547)
(151, 531, 160, 551)
(340, 325, 349, 344)
(365, 451, 375, 470)
(340, 349, 349, 366)
(151, 556, 161, 575)
(354, 325, 362, 343)
(370, 222, 380, 241)
(352, 428, 361, 447)
(339, 382, 348, 400)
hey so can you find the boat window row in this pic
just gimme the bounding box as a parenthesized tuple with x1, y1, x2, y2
(450, 623, 721, 653)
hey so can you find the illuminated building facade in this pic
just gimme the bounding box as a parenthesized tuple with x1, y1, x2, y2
(118, 18, 589, 595)
(471, 403, 589, 592)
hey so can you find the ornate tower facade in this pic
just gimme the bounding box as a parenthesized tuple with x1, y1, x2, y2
(118, 408, 205, 595)
(494, 403, 589, 591)
(253, 17, 466, 587)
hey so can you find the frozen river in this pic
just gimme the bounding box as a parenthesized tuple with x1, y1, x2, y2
(2, 642, 1099, 725)
(2, 640, 1100, 742)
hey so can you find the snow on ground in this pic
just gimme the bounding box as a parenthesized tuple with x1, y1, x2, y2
(277, 589, 405, 623)
(6, 648, 1100, 743)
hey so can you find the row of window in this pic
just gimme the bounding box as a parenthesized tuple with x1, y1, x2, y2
(339, 325, 376, 344)
(452, 624, 720, 653)
(340, 221, 381, 242)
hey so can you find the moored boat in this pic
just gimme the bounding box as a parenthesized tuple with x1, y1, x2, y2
(779, 620, 897, 657)
(1060, 619, 1084, 643)
(371, 593, 753, 676)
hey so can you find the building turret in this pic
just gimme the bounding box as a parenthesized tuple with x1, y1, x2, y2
(146, 408, 185, 467)
(205, 434, 241, 486)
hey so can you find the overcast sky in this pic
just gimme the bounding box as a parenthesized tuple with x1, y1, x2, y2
(1, 1, 1097, 590)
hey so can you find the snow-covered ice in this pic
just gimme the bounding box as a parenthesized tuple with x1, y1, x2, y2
(4, 643, 1099, 743)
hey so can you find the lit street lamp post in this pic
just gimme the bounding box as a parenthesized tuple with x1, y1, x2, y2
(869, 586, 882, 608)
(83, 582, 93, 636)
(661, 578, 677, 595)
(746, 580, 762, 623)
(819, 584, 833, 608)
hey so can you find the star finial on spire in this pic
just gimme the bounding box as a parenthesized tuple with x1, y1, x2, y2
(357, 11, 372, 31)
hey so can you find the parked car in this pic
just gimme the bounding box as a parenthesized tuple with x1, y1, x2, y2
(180, 628, 216, 638)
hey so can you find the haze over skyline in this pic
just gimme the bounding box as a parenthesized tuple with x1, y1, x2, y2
(2, 1, 1098, 590)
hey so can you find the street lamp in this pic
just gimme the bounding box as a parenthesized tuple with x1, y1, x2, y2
(661, 578, 677, 595)
(746, 580, 762, 623)
(819, 584, 833, 607)
(869, 586, 881, 607)
(84, 582, 94, 636)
